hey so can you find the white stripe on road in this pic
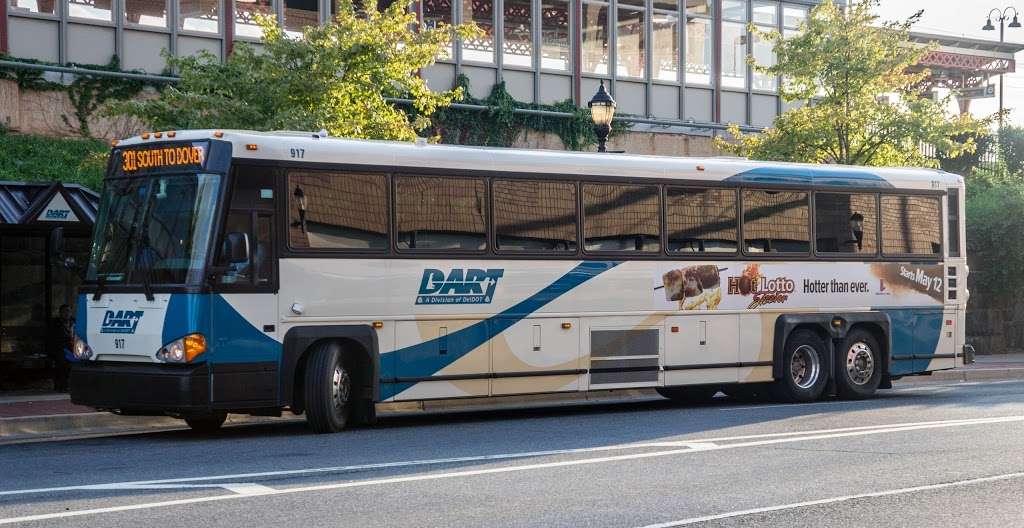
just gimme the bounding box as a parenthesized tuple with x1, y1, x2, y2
(2, 415, 1023, 525)
(636, 471, 1024, 527)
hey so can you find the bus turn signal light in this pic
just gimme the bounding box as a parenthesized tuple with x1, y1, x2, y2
(561, 322, 572, 329)
(167, 131, 176, 138)
(246, 144, 258, 151)
(372, 321, 384, 329)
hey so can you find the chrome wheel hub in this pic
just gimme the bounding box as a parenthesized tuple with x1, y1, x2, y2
(790, 344, 821, 390)
(332, 365, 351, 412)
(846, 342, 875, 386)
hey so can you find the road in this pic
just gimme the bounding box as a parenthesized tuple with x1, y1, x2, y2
(2, 380, 1024, 527)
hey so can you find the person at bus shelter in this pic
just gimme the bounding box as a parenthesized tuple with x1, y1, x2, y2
(49, 304, 75, 392)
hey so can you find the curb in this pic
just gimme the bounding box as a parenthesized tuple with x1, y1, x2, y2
(897, 368, 1024, 383)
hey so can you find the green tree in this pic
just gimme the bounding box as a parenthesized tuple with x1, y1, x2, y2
(998, 126, 1024, 177)
(112, 1, 478, 141)
(717, 0, 990, 167)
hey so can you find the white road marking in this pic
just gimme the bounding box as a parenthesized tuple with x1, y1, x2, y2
(2, 415, 1023, 525)
(83, 483, 276, 496)
(636, 471, 1024, 527)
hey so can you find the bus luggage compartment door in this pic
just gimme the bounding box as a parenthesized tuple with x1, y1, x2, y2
(663, 315, 740, 386)
(491, 317, 581, 395)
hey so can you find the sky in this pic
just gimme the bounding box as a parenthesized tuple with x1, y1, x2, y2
(875, 0, 1024, 128)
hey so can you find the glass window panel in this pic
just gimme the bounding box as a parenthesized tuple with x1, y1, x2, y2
(783, 5, 806, 28)
(68, 0, 111, 21)
(684, 0, 710, 16)
(616, 7, 645, 79)
(255, 215, 273, 286)
(652, 12, 679, 82)
(583, 184, 660, 252)
(235, 0, 274, 39)
(815, 193, 877, 254)
(288, 171, 389, 250)
(722, 0, 746, 21)
(684, 16, 712, 85)
(180, 0, 220, 32)
(752, 1, 776, 25)
(721, 20, 746, 89)
(666, 188, 738, 253)
(423, 0, 454, 59)
(947, 190, 960, 258)
(742, 190, 809, 253)
(8, 0, 56, 15)
(617, 0, 643, 6)
(751, 27, 776, 91)
(125, 0, 167, 27)
(494, 180, 577, 252)
(395, 175, 487, 251)
(284, 0, 320, 37)
(653, 0, 676, 11)
(503, 0, 533, 67)
(541, 0, 571, 70)
(881, 195, 942, 256)
(581, 2, 610, 75)
(217, 212, 252, 286)
(462, 0, 495, 63)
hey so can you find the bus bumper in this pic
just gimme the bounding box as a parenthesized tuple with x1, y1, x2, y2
(70, 361, 211, 414)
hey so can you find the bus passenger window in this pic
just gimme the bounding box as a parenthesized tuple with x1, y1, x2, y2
(582, 183, 660, 252)
(395, 175, 487, 251)
(742, 190, 809, 254)
(493, 179, 577, 252)
(814, 193, 877, 255)
(881, 195, 942, 256)
(255, 215, 273, 286)
(666, 187, 737, 253)
(288, 171, 388, 250)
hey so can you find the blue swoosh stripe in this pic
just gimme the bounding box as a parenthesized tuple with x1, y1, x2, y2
(727, 166, 894, 188)
(381, 261, 621, 399)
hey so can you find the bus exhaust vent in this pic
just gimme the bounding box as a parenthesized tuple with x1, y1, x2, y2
(589, 329, 659, 385)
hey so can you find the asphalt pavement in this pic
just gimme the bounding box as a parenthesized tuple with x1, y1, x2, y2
(1, 379, 1024, 527)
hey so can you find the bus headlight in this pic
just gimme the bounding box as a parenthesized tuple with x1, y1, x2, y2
(156, 334, 207, 363)
(72, 335, 93, 360)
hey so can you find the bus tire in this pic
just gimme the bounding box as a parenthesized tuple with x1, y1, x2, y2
(772, 330, 829, 403)
(184, 412, 227, 434)
(303, 341, 351, 434)
(836, 329, 882, 399)
(656, 386, 718, 403)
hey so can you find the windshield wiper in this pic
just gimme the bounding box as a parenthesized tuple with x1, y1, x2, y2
(92, 274, 107, 301)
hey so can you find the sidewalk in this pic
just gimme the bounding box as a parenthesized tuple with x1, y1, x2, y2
(2, 354, 1023, 443)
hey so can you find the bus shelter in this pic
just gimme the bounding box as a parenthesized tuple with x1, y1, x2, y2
(0, 181, 97, 389)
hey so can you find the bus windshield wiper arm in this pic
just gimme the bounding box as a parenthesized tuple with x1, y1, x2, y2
(92, 274, 107, 301)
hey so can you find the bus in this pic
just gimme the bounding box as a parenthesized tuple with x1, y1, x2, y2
(68, 130, 970, 433)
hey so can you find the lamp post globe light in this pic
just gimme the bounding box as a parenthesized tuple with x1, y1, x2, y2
(588, 80, 616, 153)
(982, 6, 1021, 129)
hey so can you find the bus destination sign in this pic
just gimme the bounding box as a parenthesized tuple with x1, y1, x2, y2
(118, 143, 207, 174)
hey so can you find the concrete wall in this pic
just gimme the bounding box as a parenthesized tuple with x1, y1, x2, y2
(513, 129, 721, 157)
(0, 79, 147, 139)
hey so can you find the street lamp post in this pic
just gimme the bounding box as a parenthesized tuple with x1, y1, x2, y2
(588, 80, 616, 153)
(983, 6, 1021, 130)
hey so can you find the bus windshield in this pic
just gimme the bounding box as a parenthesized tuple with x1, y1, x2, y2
(86, 173, 222, 286)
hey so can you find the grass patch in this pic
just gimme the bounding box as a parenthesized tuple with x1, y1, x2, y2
(0, 129, 109, 191)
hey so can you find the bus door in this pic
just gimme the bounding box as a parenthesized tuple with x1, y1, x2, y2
(211, 165, 280, 405)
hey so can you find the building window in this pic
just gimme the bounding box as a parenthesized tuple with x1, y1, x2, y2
(395, 175, 488, 251)
(68, 0, 111, 21)
(583, 183, 660, 252)
(235, 0, 274, 39)
(782, 3, 806, 33)
(288, 171, 389, 250)
(652, 0, 679, 82)
(581, 1, 609, 75)
(751, 1, 776, 91)
(815, 193, 877, 254)
(742, 190, 809, 253)
(720, 0, 747, 89)
(493, 180, 577, 252)
(616, 0, 645, 79)
(180, 0, 221, 33)
(284, 0, 320, 37)
(541, 0, 570, 70)
(8, 0, 57, 16)
(461, 0, 495, 63)
(666, 187, 738, 253)
(504, 0, 533, 67)
(881, 195, 942, 256)
(423, 0, 454, 59)
(125, 0, 168, 28)
(684, 1, 712, 85)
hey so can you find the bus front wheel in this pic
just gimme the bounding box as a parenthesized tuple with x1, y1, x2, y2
(304, 341, 352, 434)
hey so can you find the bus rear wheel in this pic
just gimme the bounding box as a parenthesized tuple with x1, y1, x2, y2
(184, 412, 227, 434)
(772, 330, 829, 403)
(836, 329, 882, 399)
(656, 386, 718, 403)
(304, 341, 352, 434)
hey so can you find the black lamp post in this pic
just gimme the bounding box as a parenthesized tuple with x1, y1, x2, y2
(588, 80, 616, 153)
(982, 6, 1021, 129)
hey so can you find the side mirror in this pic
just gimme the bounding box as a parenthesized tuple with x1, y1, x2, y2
(225, 232, 250, 264)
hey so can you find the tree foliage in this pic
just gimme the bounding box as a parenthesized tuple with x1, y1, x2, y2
(998, 126, 1024, 177)
(966, 180, 1024, 301)
(717, 0, 990, 167)
(111, 0, 478, 141)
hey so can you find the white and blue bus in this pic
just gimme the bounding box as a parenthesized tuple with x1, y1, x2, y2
(69, 130, 969, 433)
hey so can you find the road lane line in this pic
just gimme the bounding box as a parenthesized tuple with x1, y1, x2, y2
(1, 415, 1018, 498)
(636, 471, 1024, 527)
(2, 415, 1024, 525)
